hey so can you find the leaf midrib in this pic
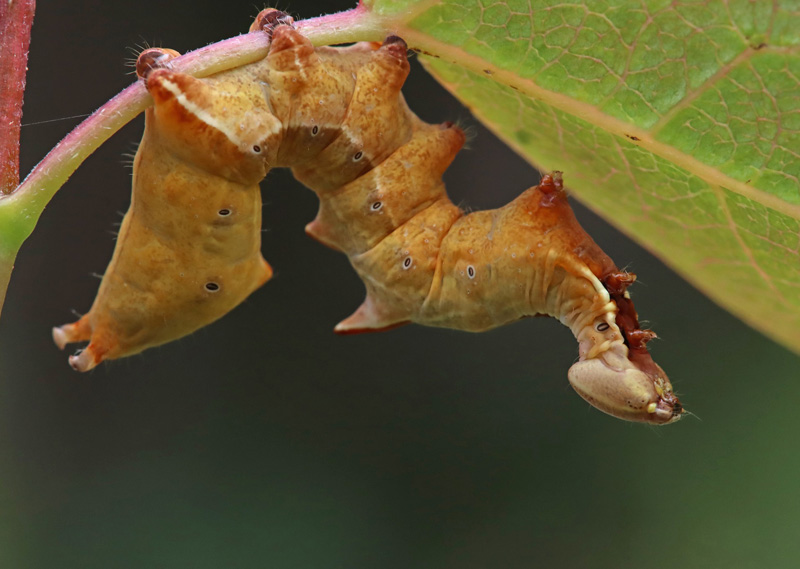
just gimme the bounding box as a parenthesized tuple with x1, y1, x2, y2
(389, 24, 800, 219)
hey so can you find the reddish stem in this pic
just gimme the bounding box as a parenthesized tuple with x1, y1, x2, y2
(0, 0, 36, 194)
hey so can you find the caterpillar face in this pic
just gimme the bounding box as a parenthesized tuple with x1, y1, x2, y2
(568, 335, 682, 424)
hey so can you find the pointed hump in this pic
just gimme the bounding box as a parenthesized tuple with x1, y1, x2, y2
(334, 295, 410, 335)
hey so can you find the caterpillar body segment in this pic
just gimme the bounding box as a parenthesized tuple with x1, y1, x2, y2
(264, 26, 377, 167)
(145, 69, 280, 183)
(346, 197, 464, 332)
(249, 7, 295, 34)
(306, 123, 466, 255)
(53, 50, 277, 371)
(264, 26, 418, 192)
(291, 36, 416, 191)
(415, 175, 614, 332)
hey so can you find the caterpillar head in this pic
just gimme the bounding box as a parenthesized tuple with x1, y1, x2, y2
(568, 316, 683, 425)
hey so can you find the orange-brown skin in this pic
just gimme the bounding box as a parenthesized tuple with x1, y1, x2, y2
(52, 49, 278, 371)
(53, 15, 684, 423)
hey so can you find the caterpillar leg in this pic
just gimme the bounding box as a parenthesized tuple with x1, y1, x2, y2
(250, 8, 295, 35)
(52, 315, 112, 372)
(67, 343, 108, 373)
(135, 47, 181, 80)
(68, 348, 101, 373)
(307, 122, 466, 255)
(52, 315, 91, 350)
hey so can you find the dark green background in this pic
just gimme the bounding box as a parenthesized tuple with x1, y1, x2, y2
(2, 1, 798, 567)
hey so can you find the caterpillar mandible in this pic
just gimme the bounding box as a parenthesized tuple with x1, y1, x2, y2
(52, 10, 684, 424)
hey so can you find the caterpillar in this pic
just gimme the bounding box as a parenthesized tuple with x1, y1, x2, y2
(53, 10, 683, 424)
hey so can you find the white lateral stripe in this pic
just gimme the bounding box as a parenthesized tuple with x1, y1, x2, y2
(158, 78, 244, 147)
(581, 267, 610, 304)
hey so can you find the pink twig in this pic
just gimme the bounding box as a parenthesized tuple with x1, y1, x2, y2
(0, 0, 36, 194)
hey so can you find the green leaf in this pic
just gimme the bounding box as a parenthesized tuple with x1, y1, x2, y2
(366, 0, 800, 353)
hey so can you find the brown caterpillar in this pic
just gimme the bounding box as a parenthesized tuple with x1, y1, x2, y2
(54, 11, 683, 424)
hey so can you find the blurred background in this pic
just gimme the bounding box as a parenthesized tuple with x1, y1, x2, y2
(2, 1, 799, 567)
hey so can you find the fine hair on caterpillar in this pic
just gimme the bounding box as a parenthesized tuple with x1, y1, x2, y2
(52, 9, 684, 425)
